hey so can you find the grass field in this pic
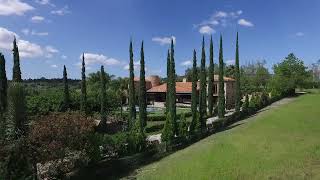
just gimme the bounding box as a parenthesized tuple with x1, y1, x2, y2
(135, 93, 320, 180)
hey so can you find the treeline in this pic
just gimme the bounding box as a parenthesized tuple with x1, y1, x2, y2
(0, 32, 313, 179)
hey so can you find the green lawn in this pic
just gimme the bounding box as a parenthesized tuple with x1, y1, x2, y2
(136, 93, 320, 180)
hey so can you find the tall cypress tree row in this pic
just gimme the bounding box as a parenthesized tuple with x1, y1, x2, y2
(218, 35, 225, 118)
(139, 41, 147, 128)
(99, 65, 107, 129)
(80, 53, 87, 113)
(165, 49, 170, 114)
(62, 65, 70, 111)
(169, 39, 177, 135)
(207, 35, 214, 116)
(199, 36, 207, 132)
(190, 50, 200, 134)
(235, 32, 241, 113)
(0, 53, 8, 112)
(12, 37, 22, 82)
(128, 40, 136, 129)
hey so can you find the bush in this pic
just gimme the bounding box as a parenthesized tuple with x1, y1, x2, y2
(28, 112, 96, 163)
(127, 120, 146, 153)
(178, 113, 188, 140)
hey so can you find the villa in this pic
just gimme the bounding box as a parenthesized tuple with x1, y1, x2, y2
(134, 75, 236, 109)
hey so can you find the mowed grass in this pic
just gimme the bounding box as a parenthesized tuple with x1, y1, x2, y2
(136, 93, 320, 180)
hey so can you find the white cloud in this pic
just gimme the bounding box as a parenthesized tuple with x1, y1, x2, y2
(35, 0, 54, 6)
(51, 5, 71, 16)
(22, 29, 48, 36)
(123, 61, 140, 70)
(31, 30, 49, 36)
(18, 39, 44, 58)
(50, 64, 58, 68)
(180, 60, 192, 66)
(0, 27, 57, 58)
(226, 59, 235, 65)
(61, 55, 67, 59)
(197, 10, 244, 33)
(199, 25, 215, 35)
(238, 19, 254, 27)
(21, 28, 30, 35)
(80, 53, 121, 66)
(214, 11, 228, 18)
(152, 36, 176, 45)
(31, 16, 45, 23)
(0, 0, 34, 16)
(295, 32, 305, 37)
(45, 46, 58, 53)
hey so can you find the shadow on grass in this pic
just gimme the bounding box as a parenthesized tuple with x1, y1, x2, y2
(68, 94, 303, 180)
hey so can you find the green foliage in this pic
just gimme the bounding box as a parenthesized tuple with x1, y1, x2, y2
(12, 37, 22, 83)
(61, 65, 70, 111)
(190, 50, 198, 135)
(99, 66, 107, 129)
(3, 139, 33, 180)
(162, 113, 174, 145)
(240, 60, 270, 94)
(178, 113, 188, 139)
(7, 82, 27, 139)
(81, 54, 87, 113)
(128, 40, 136, 129)
(207, 36, 214, 116)
(165, 40, 177, 136)
(235, 32, 241, 113)
(199, 36, 207, 132)
(169, 39, 177, 135)
(242, 94, 249, 114)
(0, 53, 7, 112)
(128, 120, 146, 153)
(218, 35, 225, 118)
(139, 41, 147, 128)
(270, 53, 311, 96)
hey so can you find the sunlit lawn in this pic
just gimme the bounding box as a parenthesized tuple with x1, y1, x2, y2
(136, 92, 320, 180)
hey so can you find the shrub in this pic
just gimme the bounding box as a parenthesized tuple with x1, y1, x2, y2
(128, 120, 146, 153)
(28, 112, 96, 163)
(178, 113, 188, 140)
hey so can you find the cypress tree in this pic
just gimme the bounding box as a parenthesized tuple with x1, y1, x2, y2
(128, 40, 136, 129)
(80, 53, 87, 113)
(62, 65, 70, 111)
(163, 49, 174, 144)
(99, 65, 107, 129)
(166, 50, 170, 113)
(199, 36, 207, 132)
(218, 35, 225, 118)
(0, 53, 7, 143)
(139, 41, 147, 128)
(0, 53, 8, 112)
(7, 82, 27, 139)
(207, 35, 214, 116)
(12, 37, 22, 82)
(190, 50, 200, 135)
(169, 39, 177, 135)
(235, 32, 241, 113)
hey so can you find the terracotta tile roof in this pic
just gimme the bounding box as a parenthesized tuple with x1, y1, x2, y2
(147, 82, 199, 93)
(147, 75, 234, 93)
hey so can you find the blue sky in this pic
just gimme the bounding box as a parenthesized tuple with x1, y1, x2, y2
(0, 0, 320, 79)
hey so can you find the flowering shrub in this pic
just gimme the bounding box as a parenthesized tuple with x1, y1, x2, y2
(28, 112, 96, 163)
